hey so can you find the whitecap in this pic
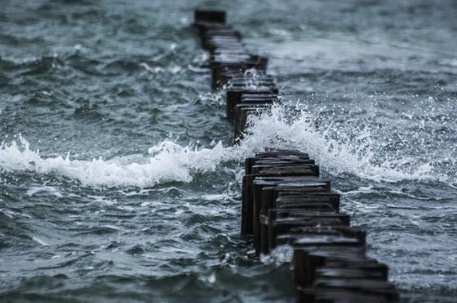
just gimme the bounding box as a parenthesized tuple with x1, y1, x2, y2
(0, 104, 452, 188)
(32, 237, 49, 246)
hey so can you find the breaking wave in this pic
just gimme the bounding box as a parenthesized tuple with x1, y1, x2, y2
(0, 105, 452, 187)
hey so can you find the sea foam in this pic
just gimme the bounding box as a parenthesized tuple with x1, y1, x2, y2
(0, 105, 449, 187)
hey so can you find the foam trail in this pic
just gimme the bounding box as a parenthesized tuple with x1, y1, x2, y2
(0, 105, 450, 187)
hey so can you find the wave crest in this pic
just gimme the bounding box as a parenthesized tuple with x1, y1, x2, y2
(1, 105, 451, 187)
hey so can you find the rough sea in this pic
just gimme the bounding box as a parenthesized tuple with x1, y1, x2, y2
(1, 0, 457, 302)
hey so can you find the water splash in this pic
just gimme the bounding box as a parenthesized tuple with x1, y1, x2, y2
(241, 105, 448, 183)
(0, 104, 452, 187)
(0, 135, 229, 187)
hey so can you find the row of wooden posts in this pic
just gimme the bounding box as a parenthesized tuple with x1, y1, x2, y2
(193, 10, 400, 303)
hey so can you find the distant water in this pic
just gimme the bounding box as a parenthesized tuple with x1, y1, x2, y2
(1, 0, 457, 302)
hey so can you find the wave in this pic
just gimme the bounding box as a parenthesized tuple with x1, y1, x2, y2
(0, 105, 451, 187)
(0, 136, 230, 187)
(242, 106, 448, 183)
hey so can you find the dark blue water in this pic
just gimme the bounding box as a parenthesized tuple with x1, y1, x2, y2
(1, 0, 457, 302)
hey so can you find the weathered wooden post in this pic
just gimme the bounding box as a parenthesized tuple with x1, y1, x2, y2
(193, 9, 400, 303)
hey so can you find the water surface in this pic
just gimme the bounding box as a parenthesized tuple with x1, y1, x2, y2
(1, 0, 457, 302)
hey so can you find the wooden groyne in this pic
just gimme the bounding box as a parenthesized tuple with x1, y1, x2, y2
(193, 10, 400, 303)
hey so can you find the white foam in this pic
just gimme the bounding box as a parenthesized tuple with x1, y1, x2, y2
(0, 136, 231, 187)
(262, 106, 451, 184)
(0, 105, 450, 188)
(32, 237, 49, 246)
(26, 186, 63, 198)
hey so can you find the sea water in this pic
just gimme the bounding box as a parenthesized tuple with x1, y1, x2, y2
(1, 0, 457, 302)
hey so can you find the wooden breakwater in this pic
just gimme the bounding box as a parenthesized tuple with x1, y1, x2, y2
(193, 10, 400, 303)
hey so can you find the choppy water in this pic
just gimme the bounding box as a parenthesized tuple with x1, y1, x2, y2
(1, 0, 457, 302)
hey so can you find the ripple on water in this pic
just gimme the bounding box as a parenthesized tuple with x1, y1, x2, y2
(1, 0, 457, 302)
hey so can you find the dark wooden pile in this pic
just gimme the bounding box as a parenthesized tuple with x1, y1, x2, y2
(193, 9, 278, 143)
(193, 9, 400, 303)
